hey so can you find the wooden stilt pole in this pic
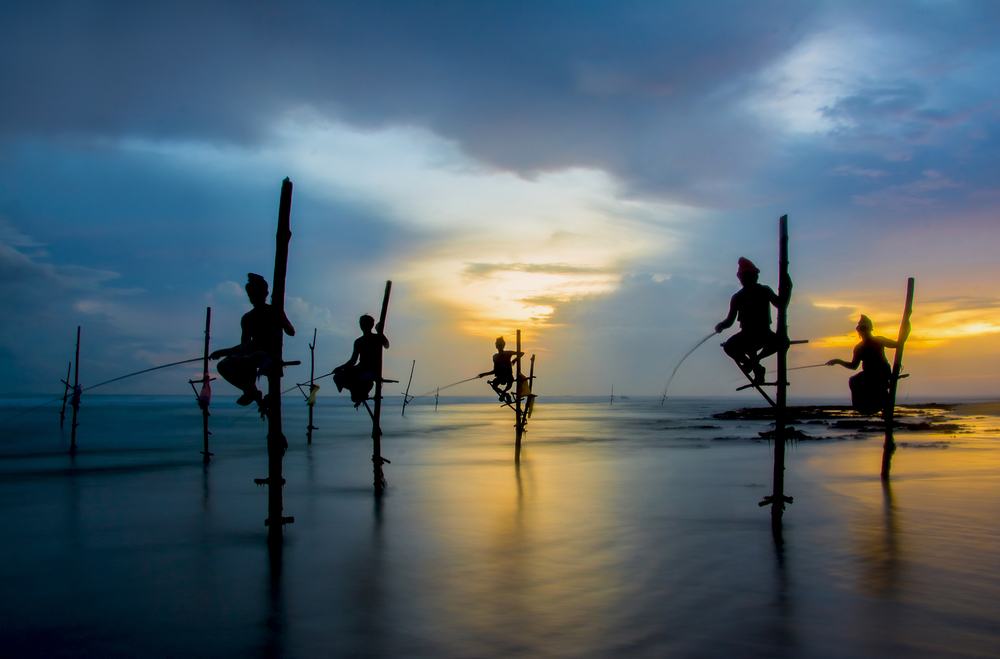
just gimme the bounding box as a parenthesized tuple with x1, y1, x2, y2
(610, 384, 614, 407)
(307, 328, 317, 444)
(401, 360, 415, 416)
(881, 277, 915, 480)
(760, 215, 793, 535)
(266, 177, 294, 539)
(200, 307, 212, 462)
(59, 361, 71, 428)
(434, 387, 439, 412)
(373, 281, 392, 495)
(70, 326, 81, 454)
(514, 329, 523, 464)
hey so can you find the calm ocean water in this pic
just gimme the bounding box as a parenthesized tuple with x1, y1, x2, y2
(1, 395, 998, 658)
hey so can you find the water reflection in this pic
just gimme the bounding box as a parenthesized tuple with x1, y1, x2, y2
(261, 538, 285, 658)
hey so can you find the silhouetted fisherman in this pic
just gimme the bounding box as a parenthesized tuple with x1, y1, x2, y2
(827, 314, 909, 415)
(478, 336, 523, 403)
(210, 273, 295, 414)
(716, 257, 791, 384)
(333, 314, 389, 408)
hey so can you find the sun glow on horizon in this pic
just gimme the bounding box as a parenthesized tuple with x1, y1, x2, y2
(808, 296, 1000, 351)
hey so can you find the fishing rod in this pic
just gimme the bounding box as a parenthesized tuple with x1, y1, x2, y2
(660, 331, 719, 405)
(84, 357, 203, 392)
(412, 375, 482, 399)
(1, 356, 203, 425)
(766, 362, 829, 374)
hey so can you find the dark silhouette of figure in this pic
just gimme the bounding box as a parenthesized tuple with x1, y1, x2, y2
(478, 336, 523, 402)
(827, 314, 908, 415)
(333, 314, 389, 408)
(716, 257, 792, 384)
(210, 273, 295, 413)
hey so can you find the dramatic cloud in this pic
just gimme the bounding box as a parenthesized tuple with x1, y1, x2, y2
(1, 1, 998, 397)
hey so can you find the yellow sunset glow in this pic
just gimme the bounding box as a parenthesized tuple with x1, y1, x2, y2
(807, 297, 1000, 351)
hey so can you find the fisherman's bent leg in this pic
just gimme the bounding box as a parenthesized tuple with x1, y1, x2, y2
(218, 355, 261, 405)
(723, 334, 752, 370)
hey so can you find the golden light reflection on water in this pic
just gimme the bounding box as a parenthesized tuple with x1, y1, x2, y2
(413, 406, 626, 656)
(804, 411, 1000, 623)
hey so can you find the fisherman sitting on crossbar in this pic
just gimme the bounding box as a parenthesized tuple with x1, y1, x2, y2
(478, 336, 523, 403)
(333, 314, 389, 408)
(210, 273, 296, 415)
(715, 257, 791, 384)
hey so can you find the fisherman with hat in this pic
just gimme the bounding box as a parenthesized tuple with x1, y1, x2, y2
(211, 273, 296, 414)
(826, 314, 908, 415)
(477, 336, 524, 403)
(715, 257, 791, 384)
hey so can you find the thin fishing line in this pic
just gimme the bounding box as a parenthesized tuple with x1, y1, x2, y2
(84, 357, 204, 392)
(660, 331, 718, 405)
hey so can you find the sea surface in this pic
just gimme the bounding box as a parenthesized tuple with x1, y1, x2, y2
(1, 395, 998, 658)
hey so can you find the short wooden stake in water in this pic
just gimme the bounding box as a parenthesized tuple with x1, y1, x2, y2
(610, 384, 614, 407)
(881, 277, 915, 480)
(514, 329, 524, 463)
(372, 281, 393, 494)
(401, 360, 415, 416)
(307, 328, 317, 444)
(434, 387, 439, 412)
(759, 215, 793, 535)
(59, 360, 71, 428)
(266, 177, 295, 539)
(70, 326, 81, 454)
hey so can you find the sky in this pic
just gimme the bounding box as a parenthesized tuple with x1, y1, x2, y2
(1, 0, 999, 400)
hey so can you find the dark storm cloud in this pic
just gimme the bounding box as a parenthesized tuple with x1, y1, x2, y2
(3, 1, 999, 210)
(0, 0, 818, 204)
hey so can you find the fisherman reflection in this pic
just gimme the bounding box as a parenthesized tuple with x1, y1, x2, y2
(478, 336, 523, 403)
(716, 257, 791, 384)
(826, 314, 909, 415)
(210, 273, 296, 415)
(333, 314, 389, 408)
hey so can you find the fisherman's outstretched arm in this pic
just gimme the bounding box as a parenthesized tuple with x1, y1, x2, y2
(827, 345, 861, 369)
(877, 336, 900, 349)
(210, 315, 252, 359)
(715, 296, 738, 333)
(283, 312, 296, 337)
(336, 340, 362, 371)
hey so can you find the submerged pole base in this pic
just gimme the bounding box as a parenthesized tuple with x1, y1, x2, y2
(264, 516, 295, 527)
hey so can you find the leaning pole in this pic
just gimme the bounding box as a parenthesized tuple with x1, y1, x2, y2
(881, 277, 915, 480)
(266, 177, 294, 540)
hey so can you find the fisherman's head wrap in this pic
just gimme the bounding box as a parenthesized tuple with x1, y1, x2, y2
(737, 257, 760, 276)
(359, 314, 375, 331)
(857, 314, 873, 331)
(495, 336, 506, 349)
(245, 273, 269, 302)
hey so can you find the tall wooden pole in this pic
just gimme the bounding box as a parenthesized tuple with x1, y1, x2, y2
(266, 177, 294, 540)
(401, 360, 415, 416)
(881, 277, 915, 480)
(70, 326, 81, 454)
(514, 329, 523, 463)
(373, 281, 392, 495)
(434, 388, 439, 412)
(59, 361, 71, 428)
(766, 215, 792, 534)
(307, 328, 317, 444)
